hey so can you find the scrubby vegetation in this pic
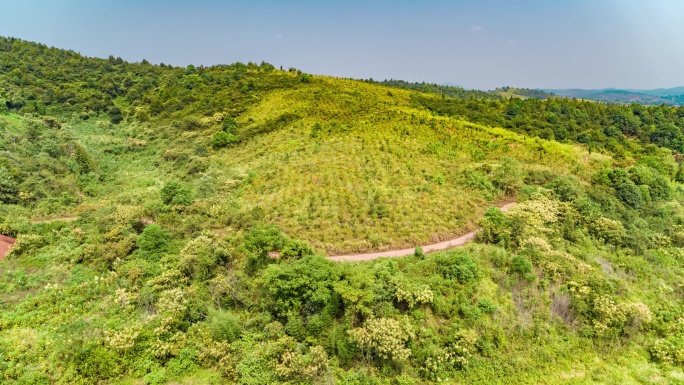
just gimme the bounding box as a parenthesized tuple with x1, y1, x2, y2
(2, 36, 684, 384)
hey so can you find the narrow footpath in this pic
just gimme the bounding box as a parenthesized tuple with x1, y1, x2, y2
(327, 202, 515, 262)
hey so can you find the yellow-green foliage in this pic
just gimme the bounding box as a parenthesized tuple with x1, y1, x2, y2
(213, 77, 596, 253)
(4, 37, 684, 385)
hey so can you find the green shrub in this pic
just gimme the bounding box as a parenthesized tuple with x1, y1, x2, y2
(160, 181, 194, 206)
(137, 224, 170, 257)
(310, 122, 322, 138)
(439, 253, 480, 285)
(492, 157, 523, 194)
(143, 369, 168, 385)
(236, 354, 278, 385)
(524, 169, 556, 185)
(181, 117, 202, 131)
(299, 73, 311, 83)
(263, 255, 340, 317)
(0, 167, 18, 204)
(573, 196, 602, 223)
(478, 299, 497, 314)
(463, 170, 495, 193)
(648, 174, 671, 200)
(179, 235, 226, 280)
(630, 165, 671, 200)
(509, 255, 533, 280)
(244, 223, 286, 259)
(629, 166, 655, 186)
(675, 164, 684, 183)
(478, 207, 510, 247)
(614, 180, 642, 209)
(222, 116, 238, 133)
(208, 309, 243, 342)
(590, 168, 612, 186)
(212, 131, 240, 149)
(166, 348, 199, 377)
(72, 344, 123, 381)
(546, 175, 582, 202)
(280, 239, 314, 260)
(285, 312, 306, 340)
(74, 144, 94, 174)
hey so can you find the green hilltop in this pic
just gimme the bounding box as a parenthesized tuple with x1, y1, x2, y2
(2, 37, 684, 384)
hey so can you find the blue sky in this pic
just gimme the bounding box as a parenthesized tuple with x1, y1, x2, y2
(2, 0, 683, 90)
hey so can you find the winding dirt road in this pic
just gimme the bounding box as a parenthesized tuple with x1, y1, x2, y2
(327, 202, 515, 262)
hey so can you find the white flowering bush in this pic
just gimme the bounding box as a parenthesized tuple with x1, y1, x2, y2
(521, 236, 552, 252)
(349, 317, 415, 361)
(6, 234, 44, 258)
(592, 295, 652, 338)
(650, 339, 684, 365)
(275, 345, 329, 382)
(105, 323, 141, 351)
(111, 205, 143, 227)
(148, 269, 188, 291)
(393, 280, 434, 309)
(507, 194, 560, 247)
(447, 329, 478, 368)
(151, 287, 189, 343)
(179, 234, 227, 280)
(589, 217, 625, 245)
(650, 317, 684, 365)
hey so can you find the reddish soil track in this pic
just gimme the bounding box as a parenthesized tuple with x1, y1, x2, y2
(0, 235, 16, 261)
(328, 202, 516, 262)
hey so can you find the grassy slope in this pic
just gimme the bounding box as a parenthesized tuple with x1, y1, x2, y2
(210, 77, 603, 253)
(4, 68, 684, 384)
(22, 73, 603, 254)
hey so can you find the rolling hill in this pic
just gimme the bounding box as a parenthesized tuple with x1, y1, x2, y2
(2, 37, 684, 384)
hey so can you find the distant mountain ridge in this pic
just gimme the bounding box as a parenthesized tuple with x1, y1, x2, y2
(543, 87, 684, 106)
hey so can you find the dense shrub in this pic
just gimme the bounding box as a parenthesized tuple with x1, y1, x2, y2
(0, 167, 18, 204)
(492, 157, 523, 194)
(509, 255, 533, 280)
(478, 207, 510, 247)
(263, 256, 340, 317)
(546, 175, 582, 202)
(244, 223, 286, 259)
(208, 309, 243, 342)
(589, 217, 626, 245)
(211, 131, 240, 149)
(348, 317, 415, 361)
(280, 239, 314, 260)
(137, 224, 171, 258)
(179, 235, 227, 280)
(160, 181, 194, 206)
(439, 252, 480, 284)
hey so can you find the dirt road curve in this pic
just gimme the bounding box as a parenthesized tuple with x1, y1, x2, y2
(327, 202, 516, 262)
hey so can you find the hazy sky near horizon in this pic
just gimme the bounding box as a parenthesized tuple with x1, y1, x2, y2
(2, 0, 683, 90)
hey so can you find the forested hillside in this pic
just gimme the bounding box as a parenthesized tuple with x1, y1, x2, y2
(3, 37, 684, 384)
